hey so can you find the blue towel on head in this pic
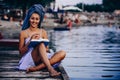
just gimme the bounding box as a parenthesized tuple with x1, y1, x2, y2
(22, 4, 45, 30)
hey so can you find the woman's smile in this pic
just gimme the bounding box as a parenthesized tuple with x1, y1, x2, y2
(30, 13, 40, 28)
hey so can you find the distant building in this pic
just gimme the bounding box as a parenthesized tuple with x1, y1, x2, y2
(49, 0, 63, 12)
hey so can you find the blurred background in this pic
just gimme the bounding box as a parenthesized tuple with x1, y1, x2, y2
(0, 0, 120, 80)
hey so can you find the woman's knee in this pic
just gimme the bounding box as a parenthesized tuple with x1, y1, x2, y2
(38, 43, 46, 49)
(58, 50, 66, 59)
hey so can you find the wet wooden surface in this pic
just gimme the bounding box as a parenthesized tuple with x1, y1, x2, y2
(0, 50, 69, 80)
(0, 39, 19, 47)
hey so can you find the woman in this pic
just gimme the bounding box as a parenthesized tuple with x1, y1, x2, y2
(18, 4, 66, 77)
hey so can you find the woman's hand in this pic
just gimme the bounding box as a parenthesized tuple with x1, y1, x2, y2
(19, 45, 29, 56)
(31, 33, 41, 40)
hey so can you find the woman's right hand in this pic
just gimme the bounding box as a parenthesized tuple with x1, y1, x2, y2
(19, 45, 28, 56)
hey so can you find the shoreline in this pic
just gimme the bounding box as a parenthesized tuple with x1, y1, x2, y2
(0, 19, 120, 39)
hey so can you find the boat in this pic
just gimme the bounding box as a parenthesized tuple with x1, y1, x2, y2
(0, 39, 70, 80)
(53, 27, 70, 31)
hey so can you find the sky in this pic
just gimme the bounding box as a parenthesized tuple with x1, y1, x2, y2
(57, 0, 102, 6)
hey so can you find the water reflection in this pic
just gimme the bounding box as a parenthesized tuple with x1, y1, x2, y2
(50, 25, 120, 80)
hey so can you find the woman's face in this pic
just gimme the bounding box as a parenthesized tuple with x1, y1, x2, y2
(29, 13, 40, 28)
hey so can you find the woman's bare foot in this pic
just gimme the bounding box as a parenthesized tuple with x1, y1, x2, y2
(48, 67, 61, 77)
(26, 66, 61, 77)
(26, 67, 37, 73)
(50, 71, 61, 77)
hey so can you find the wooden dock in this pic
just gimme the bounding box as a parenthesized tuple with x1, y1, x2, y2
(0, 39, 69, 80)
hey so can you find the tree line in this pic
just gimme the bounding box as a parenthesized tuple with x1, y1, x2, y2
(76, 0, 120, 12)
(3, 0, 54, 19)
(2, 0, 120, 19)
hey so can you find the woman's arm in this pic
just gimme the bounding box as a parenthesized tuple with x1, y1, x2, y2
(42, 29, 48, 39)
(19, 31, 30, 56)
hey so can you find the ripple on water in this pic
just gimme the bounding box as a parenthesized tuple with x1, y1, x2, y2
(51, 26, 120, 80)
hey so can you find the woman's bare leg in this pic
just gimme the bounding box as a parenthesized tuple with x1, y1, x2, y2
(27, 45, 66, 75)
(27, 50, 66, 71)
(38, 43, 61, 77)
(27, 43, 66, 76)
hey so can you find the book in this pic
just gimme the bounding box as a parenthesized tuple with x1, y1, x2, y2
(28, 38, 49, 48)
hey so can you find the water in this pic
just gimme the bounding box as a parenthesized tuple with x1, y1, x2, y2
(50, 25, 120, 80)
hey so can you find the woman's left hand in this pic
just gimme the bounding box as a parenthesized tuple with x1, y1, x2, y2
(31, 33, 40, 40)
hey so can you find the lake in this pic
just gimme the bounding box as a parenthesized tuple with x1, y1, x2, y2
(50, 25, 120, 80)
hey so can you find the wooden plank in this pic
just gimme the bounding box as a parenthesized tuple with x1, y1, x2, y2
(58, 64, 70, 80)
(0, 50, 69, 80)
(0, 39, 19, 47)
(0, 39, 19, 42)
(0, 78, 61, 80)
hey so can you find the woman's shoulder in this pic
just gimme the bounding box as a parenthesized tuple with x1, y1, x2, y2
(20, 30, 27, 34)
(40, 28, 47, 33)
(20, 29, 28, 37)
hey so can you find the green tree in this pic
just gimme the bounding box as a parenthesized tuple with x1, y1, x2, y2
(76, 3, 103, 12)
(3, 0, 54, 19)
(103, 0, 120, 12)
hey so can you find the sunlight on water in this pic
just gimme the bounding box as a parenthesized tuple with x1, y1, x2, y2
(51, 25, 120, 80)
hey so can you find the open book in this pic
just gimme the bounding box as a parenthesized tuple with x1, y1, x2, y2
(28, 38, 49, 48)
